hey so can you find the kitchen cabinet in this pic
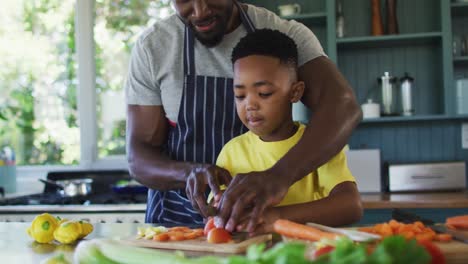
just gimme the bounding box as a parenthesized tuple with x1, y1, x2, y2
(244, 0, 468, 170)
(452, 1, 468, 95)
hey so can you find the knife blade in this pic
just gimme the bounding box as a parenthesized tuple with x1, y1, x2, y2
(392, 209, 468, 243)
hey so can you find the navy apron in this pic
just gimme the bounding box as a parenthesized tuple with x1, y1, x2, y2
(145, 3, 255, 225)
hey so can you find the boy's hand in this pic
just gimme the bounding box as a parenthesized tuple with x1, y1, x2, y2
(215, 170, 290, 232)
(235, 208, 280, 236)
(185, 164, 232, 218)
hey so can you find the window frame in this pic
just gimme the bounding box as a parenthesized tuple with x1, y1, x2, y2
(18, 0, 128, 178)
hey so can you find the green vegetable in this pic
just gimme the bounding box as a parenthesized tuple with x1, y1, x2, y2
(74, 236, 431, 264)
(311, 236, 431, 264)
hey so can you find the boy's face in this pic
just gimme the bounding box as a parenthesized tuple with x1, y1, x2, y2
(233, 55, 304, 142)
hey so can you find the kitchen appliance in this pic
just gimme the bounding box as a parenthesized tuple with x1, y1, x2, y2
(400, 72, 414, 116)
(378, 72, 398, 116)
(0, 170, 147, 223)
(361, 99, 380, 119)
(371, 0, 384, 35)
(386, 0, 399, 34)
(392, 209, 468, 243)
(456, 78, 468, 115)
(336, 0, 345, 38)
(39, 178, 93, 197)
(346, 149, 382, 193)
(387, 162, 466, 192)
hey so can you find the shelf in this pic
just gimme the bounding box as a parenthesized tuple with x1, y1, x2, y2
(280, 12, 327, 24)
(451, 2, 468, 16)
(337, 32, 443, 48)
(360, 114, 468, 124)
(454, 56, 468, 64)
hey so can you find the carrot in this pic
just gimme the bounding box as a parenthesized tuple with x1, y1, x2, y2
(153, 233, 170, 242)
(169, 226, 192, 233)
(446, 215, 468, 230)
(183, 231, 202, 240)
(168, 231, 185, 241)
(273, 219, 340, 241)
(435, 233, 452, 242)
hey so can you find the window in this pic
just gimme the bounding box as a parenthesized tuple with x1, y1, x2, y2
(0, 0, 78, 165)
(0, 0, 173, 168)
(94, 0, 173, 158)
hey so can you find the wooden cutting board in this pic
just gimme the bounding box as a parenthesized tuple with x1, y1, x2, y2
(122, 233, 272, 254)
(434, 228, 468, 264)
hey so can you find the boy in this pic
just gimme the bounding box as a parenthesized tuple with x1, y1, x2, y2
(214, 29, 362, 234)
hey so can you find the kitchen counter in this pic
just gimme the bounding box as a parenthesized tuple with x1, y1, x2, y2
(0, 222, 146, 263)
(360, 191, 468, 209)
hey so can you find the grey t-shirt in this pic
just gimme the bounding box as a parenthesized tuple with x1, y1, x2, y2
(125, 4, 326, 123)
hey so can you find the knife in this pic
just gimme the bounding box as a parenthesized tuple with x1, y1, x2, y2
(392, 209, 468, 243)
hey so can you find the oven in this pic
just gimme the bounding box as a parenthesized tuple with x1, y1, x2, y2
(0, 170, 147, 223)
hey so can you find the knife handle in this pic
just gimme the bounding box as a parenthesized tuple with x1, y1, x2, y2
(391, 209, 435, 225)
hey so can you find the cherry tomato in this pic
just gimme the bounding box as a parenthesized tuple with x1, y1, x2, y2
(418, 240, 446, 264)
(204, 218, 216, 236)
(313, 245, 335, 258)
(207, 228, 232, 244)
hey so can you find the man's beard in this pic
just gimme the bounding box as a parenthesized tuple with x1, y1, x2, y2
(186, 3, 234, 48)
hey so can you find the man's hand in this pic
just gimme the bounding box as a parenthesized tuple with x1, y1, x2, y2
(185, 164, 232, 218)
(215, 170, 290, 232)
(235, 207, 281, 237)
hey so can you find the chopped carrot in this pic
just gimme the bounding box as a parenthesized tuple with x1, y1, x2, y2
(183, 231, 202, 240)
(273, 219, 341, 242)
(360, 219, 446, 243)
(168, 231, 185, 241)
(415, 232, 435, 243)
(169, 226, 192, 233)
(153, 233, 170, 242)
(435, 233, 452, 242)
(446, 215, 468, 230)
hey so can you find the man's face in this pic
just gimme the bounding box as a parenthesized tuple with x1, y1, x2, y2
(233, 55, 301, 142)
(173, 0, 235, 47)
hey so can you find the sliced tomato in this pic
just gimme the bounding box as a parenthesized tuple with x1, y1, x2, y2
(418, 240, 446, 264)
(207, 228, 232, 243)
(313, 245, 335, 258)
(204, 218, 216, 236)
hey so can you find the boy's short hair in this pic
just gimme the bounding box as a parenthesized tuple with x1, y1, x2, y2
(231, 29, 298, 68)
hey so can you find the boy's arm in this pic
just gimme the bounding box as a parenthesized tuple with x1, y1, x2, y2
(245, 182, 362, 235)
(274, 181, 362, 225)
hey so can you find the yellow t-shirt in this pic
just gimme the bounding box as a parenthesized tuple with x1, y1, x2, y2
(215, 123, 355, 206)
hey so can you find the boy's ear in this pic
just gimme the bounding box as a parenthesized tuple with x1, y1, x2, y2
(290, 81, 305, 103)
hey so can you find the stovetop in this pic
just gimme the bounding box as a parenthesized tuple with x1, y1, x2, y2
(0, 192, 147, 206)
(0, 169, 148, 206)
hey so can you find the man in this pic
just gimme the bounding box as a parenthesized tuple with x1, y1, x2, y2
(125, 0, 362, 231)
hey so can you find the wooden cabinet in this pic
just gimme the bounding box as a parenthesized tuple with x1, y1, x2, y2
(244, 0, 468, 167)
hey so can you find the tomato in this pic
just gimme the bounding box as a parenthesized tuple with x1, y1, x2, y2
(204, 218, 216, 236)
(207, 228, 232, 243)
(418, 240, 446, 264)
(313, 245, 335, 259)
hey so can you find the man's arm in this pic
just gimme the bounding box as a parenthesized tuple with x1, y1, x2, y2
(273, 56, 362, 185)
(126, 105, 231, 216)
(216, 56, 362, 231)
(126, 105, 187, 190)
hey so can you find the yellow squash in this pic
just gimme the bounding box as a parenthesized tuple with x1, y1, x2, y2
(28, 213, 59, 243)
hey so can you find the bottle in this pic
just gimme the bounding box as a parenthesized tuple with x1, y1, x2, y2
(400, 72, 414, 116)
(378, 72, 397, 115)
(371, 0, 384, 36)
(336, 0, 345, 38)
(386, 0, 399, 34)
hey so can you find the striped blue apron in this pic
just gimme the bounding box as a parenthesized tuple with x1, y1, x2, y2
(145, 3, 255, 225)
